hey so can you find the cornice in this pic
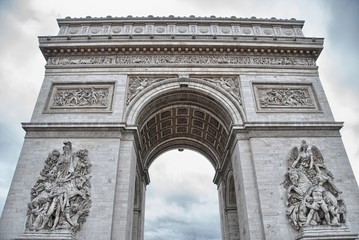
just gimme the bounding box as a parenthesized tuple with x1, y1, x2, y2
(22, 122, 127, 131)
(22, 121, 343, 132)
(39, 37, 322, 61)
(39, 16, 323, 60)
(234, 121, 344, 131)
(57, 15, 305, 26)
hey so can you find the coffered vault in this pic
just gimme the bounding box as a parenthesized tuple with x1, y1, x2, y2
(126, 76, 244, 172)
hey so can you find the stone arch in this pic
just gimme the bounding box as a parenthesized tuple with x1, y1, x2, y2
(125, 77, 245, 127)
(124, 77, 244, 172)
(126, 77, 245, 239)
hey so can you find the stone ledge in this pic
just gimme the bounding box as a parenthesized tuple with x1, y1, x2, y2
(16, 229, 75, 240)
(296, 226, 358, 240)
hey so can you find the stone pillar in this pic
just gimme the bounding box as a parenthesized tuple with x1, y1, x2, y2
(132, 176, 146, 240)
(218, 180, 229, 240)
(111, 132, 138, 240)
(230, 135, 265, 240)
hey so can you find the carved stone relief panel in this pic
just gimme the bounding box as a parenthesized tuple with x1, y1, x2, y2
(25, 142, 91, 234)
(47, 55, 316, 68)
(126, 75, 242, 106)
(45, 83, 115, 113)
(252, 83, 320, 112)
(201, 76, 242, 104)
(126, 76, 168, 105)
(284, 140, 346, 230)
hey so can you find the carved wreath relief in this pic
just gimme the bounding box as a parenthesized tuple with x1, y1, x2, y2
(25, 142, 91, 234)
(284, 141, 346, 230)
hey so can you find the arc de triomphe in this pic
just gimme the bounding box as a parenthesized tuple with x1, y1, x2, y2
(0, 16, 358, 240)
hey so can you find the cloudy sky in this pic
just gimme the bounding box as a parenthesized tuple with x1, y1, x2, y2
(0, 0, 358, 239)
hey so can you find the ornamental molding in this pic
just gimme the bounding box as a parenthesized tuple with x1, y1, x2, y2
(45, 83, 115, 113)
(56, 16, 305, 38)
(39, 16, 323, 61)
(47, 55, 316, 68)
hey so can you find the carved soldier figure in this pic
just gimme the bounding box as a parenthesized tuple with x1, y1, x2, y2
(304, 176, 331, 226)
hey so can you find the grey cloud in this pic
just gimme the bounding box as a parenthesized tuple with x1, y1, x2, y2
(165, 193, 201, 210)
(145, 216, 220, 240)
(324, 0, 359, 89)
(0, 122, 23, 216)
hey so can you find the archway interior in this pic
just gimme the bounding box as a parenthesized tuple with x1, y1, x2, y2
(144, 149, 221, 240)
(137, 88, 233, 171)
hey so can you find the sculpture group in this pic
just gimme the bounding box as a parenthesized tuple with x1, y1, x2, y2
(284, 140, 346, 230)
(25, 142, 92, 233)
(259, 88, 314, 107)
(53, 87, 110, 107)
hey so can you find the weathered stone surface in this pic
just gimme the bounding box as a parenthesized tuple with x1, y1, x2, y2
(0, 16, 358, 240)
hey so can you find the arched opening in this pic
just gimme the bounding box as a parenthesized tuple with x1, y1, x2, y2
(136, 87, 235, 171)
(128, 78, 244, 240)
(144, 149, 221, 240)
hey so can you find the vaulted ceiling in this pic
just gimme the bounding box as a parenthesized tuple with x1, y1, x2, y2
(137, 89, 233, 170)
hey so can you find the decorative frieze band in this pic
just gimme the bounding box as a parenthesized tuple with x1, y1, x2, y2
(45, 83, 115, 113)
(253, 83, 319, 112)
(59, 22, 304, 38)
(47, 55, 316, 67)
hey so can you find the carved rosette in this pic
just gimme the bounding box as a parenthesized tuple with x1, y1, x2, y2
(284, 140, 346, 230)
(25, 142, 91, 234)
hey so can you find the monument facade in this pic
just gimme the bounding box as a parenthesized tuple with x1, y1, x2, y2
(0, 16, 358, 240)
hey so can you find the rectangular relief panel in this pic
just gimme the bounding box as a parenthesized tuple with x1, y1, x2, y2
(252, 83, 320, 112)
(45, 82, 115, 113)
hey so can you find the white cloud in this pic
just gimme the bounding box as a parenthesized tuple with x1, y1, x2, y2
(145, 150, 220, 239)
